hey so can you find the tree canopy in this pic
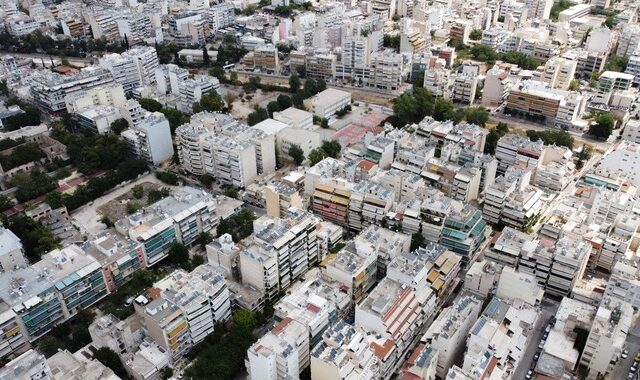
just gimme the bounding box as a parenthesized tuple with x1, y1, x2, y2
(589, 113, 615, 139)
(288, 144, 305, 165)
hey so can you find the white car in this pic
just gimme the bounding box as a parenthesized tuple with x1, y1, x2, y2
(526, 370, 533, 379)
(623, 350, 630, 359)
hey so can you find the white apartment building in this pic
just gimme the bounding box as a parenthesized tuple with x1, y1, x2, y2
(464, 297, 539, 378)
(5, 15, 38, 36)
(422, 295, 482, 378)
(154, 265, 231, 346)
(121, 112, 174, 165)
(464, 260, 499, 298)
(203, 135, 257, 188)
(580, 298, 634, 379)
(495, 267, 544, 306)
(303, 88, 351, 118)
(64, 84, 127, 114)
(310, 320, 380, 380)
(624, 51, 640, 85)
(30, 67, 114, 113)
(604, 261, 640, 309)
(616, 24, 640, 57)
(622, 119, 640, 144)
(482, 67, 513, 107)
(0, 228, 28, 273)
(99, 53, 143, 94)
(246, 317, 309, 380)
(518, 235, 590, 297)
(597, 141, 640, 187)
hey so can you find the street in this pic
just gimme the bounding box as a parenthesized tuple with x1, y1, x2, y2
(609, 316, 640, 380)
(512, 298, 560, 380)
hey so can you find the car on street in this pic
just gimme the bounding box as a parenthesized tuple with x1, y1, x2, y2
(623, 350, 629, 359)
(526, 370, 533, 379)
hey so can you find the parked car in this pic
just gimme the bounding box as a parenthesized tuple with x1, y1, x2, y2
(623, 350, 629, 359)
(526, 370, 533, 379)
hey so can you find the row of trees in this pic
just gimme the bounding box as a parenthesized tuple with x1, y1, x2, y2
(0, 30, 126, 57)
(391, 87, 490, 128)
(2, 98, 42, 131)
(525, 129, 575, 149)
(45, 160, 149, 211)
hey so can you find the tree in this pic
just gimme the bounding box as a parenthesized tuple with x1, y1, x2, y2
(485, 123, 509, 155)
(464, 107, 490, 126)
(94, 347, 128, 379)
(569, 79, 581, 91)
(37, 336, 64, 357)
(197, 231, 213, 249)
(45, 191, 64, 209)
(289, 74, 301, 92)
(12, 171, 57, 203)
(126, 201, 142, 214)
(267, 101, 282, 117)
(590, 113, 615, 139)
(410, 233, 426, 251)
(550, 0, 571, 21)
(247, 107, 268, 126)
(0, 195, 12, 212)
(433, 98, 455, 121)
(277, 94, 292, 109)
(167, 242, 190, 268)
(138, 98, 163, 112)
(469, 44, 499, 64)
(202, 46, 211, 66)
(603, 55, 629, 72)
(316, 78, 327, 92)
(156, 171, 179, 185)
(304, 78, 318, 97)
(193, 92, 224, 113)
(110, 118, 128, 135)
(132, 184, 144, 199)
(234, 309, 258, 331)
(288, 144, 304, 165)
(321, 140, 341, 158)
(469, 29, 483, 40)
(160, 367, 174, 380)
(308, 148, 327, 166)
(392, 87, 435, 126)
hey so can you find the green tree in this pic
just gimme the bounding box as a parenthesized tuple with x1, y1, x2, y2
(247, 107, 269, 126)
(45, 191, 64, 209)
(469, 44, 499, 64)
(202, 46, 211, 66)
(410, 233, 426, 251)
(464, 107, 490, 126)
(289, 73, 301, 92)
(469, 29, 483, 40)
(603, 55, 629, 72)
(167, 242, 190, 268)
(110, 118, 129, 135)
(321, 140, 342, 158)
(138, 98, 163, 112)
(11, 171, 57, 203)
(132, 184, 144, 199)
(37, 336, 64, 357)
(590, 113, 615, 139)
(193, 92, 224, 113)
(550, 0, 571, 21)
(304, 78, 318, 97)
(0, 195, 12, 212)
(156, 171, 179, 185)
(569, 79, 581, 91)
(288, 144, 304, 165)
(126, 201, 142, 214)
(484, 123, 509, 155)
(316, 78, 327, 92)
(267, 101, 282, 117)
(160, 367, 174, 380)
(234, 309, 258, 331)
(197, 231, 213, 250)
(432, 98, 455, 121)
(308, 148, 327, 166)
(277, 94, 292, 109)
(94, 347, 128, 379)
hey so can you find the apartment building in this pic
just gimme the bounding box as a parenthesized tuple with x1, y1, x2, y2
(30, 67, 114, 113)
(464, 297, 539, 378)
(246, 317, 309, 380)
(597, 141, 640, 187)
(121, 112, 174, 165)
(348, 180, 394, 232)
(203, 135, 257, 188)
(356, 277, 434, 378)
(312, 178, 354, 227)
(580, 298, 634, 379)
(0, 245, 107, 350)
(253, 209, 321, 289)
(622, 119, 640, 144)
(440, 204, 489, 264)
(168, 12, 206, 46)
(99, 53, 144, 94)
(604, 261, 640, 309)
(156, 265, 231, 344)
(82, 231, 145, 293)
(400, 189, 458, 243)
(422, 295, 482, 378)
(482, 66, 513, 107)
(244, 44, 279, 73)
(273, 107, 313, 130)
(64, 84, 127, 114)
(485, 226, 537, 267)
(494, 133, 545, 176)
(0, 349, 50, 379)
(324, 242, 377, 303)
(306, 53, 337, 82)
(115, 187, 219, 266)
(310, 320, 380, 380)
(264, 183, 304, 218)
(518, 235, 590, 297)
(239, 245, 279, 302)
(0, 228, 28, 273)
(464, 260, 499, 298)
